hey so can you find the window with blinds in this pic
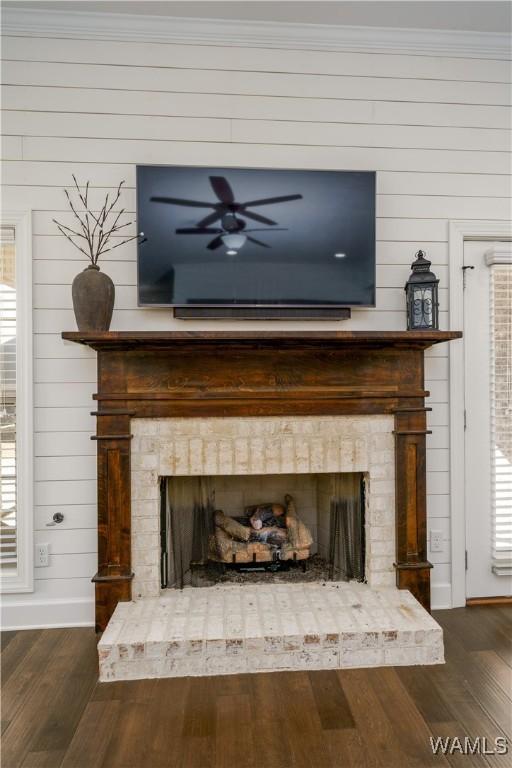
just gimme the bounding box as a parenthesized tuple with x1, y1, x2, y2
(489, 261, 512, 576)
(1, 226, 16, 571)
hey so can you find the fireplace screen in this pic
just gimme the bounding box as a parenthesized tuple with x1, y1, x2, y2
(163, 475, 215, 588)
(328, 473, 365, 581)
(162, 473, 365, 588)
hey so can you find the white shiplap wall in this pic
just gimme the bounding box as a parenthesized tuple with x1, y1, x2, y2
(1, 18, 510, 626)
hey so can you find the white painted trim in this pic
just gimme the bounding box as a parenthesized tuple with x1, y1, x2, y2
(1, 597, 94, 630)
(431, 582, 452, 611)
(2, 7, 510, 59)
(0, 211, 34, 595)
(448, 220, 512, 608)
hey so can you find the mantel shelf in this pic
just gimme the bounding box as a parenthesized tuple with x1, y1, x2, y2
(62, 330, 461, 351)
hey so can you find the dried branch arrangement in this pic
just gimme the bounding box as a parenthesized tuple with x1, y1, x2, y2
(53, 175, 139, 265)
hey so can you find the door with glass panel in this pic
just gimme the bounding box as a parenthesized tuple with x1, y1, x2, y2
(464, 240, 512, 599)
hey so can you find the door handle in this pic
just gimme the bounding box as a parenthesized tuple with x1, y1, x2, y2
(46, 512, 64, 526)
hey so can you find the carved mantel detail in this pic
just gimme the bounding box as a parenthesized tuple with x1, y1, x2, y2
(62, 331, 461, 631)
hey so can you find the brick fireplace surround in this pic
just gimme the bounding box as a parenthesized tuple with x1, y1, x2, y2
(130, 414, 395, 600)
(63, 331, 460, 679)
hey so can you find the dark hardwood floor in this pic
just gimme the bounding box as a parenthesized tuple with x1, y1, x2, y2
(1, 607, 510, 768)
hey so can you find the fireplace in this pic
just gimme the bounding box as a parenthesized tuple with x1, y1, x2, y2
(161, 471, 365, 588)
(131, 413, 395, 599)
(62, 330, 461, 679)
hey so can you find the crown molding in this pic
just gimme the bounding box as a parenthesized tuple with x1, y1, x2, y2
(2, 7, 510, 59)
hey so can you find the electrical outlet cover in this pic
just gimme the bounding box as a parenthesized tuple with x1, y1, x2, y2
(35, 543, 49, 567)
(430, 530, 443, 553)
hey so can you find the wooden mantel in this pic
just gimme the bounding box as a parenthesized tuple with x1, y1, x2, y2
(62, 330, 461, 631)
(62, 329, 460, 350)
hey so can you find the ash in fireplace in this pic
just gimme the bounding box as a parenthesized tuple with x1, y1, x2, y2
(191, 554, 332, 587)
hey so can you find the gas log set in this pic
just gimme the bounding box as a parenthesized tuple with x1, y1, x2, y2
(210, 494, 313, 567)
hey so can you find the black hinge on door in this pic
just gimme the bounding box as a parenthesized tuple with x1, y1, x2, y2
(464, 409, 467, 430)
(465, 550, 468, 571)
(462, 264, 474, 289)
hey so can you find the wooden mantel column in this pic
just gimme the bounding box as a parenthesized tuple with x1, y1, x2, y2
(92, 410, 134, 632)
(394, 406, 432, 610)
(62, 331, 461, 630)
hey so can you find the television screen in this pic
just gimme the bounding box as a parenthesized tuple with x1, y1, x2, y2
(136, 165, 376, 307)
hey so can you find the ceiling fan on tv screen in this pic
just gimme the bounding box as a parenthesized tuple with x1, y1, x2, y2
(151, 175, 302, 255)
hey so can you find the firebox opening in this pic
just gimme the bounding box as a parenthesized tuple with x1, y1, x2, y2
(160, 473, 366, 589)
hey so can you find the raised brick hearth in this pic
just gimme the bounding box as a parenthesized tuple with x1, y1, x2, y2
(98, 583, 443, 681)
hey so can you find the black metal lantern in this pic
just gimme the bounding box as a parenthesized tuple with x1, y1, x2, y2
(405, 250, 439, 330)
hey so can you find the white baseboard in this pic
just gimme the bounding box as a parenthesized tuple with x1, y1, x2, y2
(1, 597, 95, 630)
(431, 582, 452, 611)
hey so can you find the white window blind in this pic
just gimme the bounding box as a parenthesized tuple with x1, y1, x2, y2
(0, 227, 16, 571)
(488, 256, 512, 576)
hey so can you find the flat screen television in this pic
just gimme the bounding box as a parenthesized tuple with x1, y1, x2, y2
(136, 165, 376, 308)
